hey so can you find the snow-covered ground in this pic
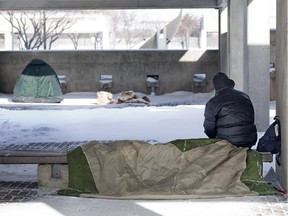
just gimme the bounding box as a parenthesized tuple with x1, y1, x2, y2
(0, 91, 214, 145)
(0, 91, 275, 181)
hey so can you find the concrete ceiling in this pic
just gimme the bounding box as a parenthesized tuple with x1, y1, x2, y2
(0, 0, 226, 10)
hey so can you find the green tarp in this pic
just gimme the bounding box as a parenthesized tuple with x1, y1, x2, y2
(12, 59, 64, 103)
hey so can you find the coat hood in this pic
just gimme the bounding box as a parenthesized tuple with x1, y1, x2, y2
(213, 72, 235, 92)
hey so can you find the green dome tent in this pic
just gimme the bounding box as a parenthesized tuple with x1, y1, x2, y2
(12, 59, 64, 103)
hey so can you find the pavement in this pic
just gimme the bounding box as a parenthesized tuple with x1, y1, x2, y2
(0, 182, 287, 216)
(0, 141, 287, 216)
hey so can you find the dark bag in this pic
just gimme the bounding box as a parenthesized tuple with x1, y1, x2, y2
(256, 116, 281, 154)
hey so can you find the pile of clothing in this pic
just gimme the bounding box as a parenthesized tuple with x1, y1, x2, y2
(96, 90, 150, 105)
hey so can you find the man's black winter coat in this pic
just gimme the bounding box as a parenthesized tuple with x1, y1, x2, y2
(203, 73, 257, 148)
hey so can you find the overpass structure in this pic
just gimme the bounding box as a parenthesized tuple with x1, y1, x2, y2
(0, 0, 226, 10)
(0, 0, 287, 193)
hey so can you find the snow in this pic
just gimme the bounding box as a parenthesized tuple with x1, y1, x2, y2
(146, 77, 158, 82)
(0, 91, 215, 145)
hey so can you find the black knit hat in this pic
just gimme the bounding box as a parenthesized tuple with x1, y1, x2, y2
(213, 72, 235, 91)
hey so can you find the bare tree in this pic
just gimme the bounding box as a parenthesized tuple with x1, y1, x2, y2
(116, 10, 137, 48)
(138, 13, 155, 42)
(67, 33, 82, 50)
(1, 10, 77, 50)
(113, 10, 155, 49)
(176, 13, 201, 49)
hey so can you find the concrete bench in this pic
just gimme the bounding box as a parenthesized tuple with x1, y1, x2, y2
(0, 150, 69, 189)
(57, 75, 67, 94)
(0, 150, 67, 164)
(0, 150, 273, 164)
(260, 152, 273, 163)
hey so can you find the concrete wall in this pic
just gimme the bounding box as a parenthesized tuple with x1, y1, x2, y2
(0, 50, 219, 95)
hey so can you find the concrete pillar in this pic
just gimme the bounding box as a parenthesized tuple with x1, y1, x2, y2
(199, 16, 207, 50)
(247, 0, 270, 131)
(227, 0, 248, 92)
(276, 0, 288, 192)
(219, 5, 228, 73)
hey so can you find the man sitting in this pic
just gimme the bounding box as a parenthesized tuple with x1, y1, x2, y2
(203, 72, 257, 148)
